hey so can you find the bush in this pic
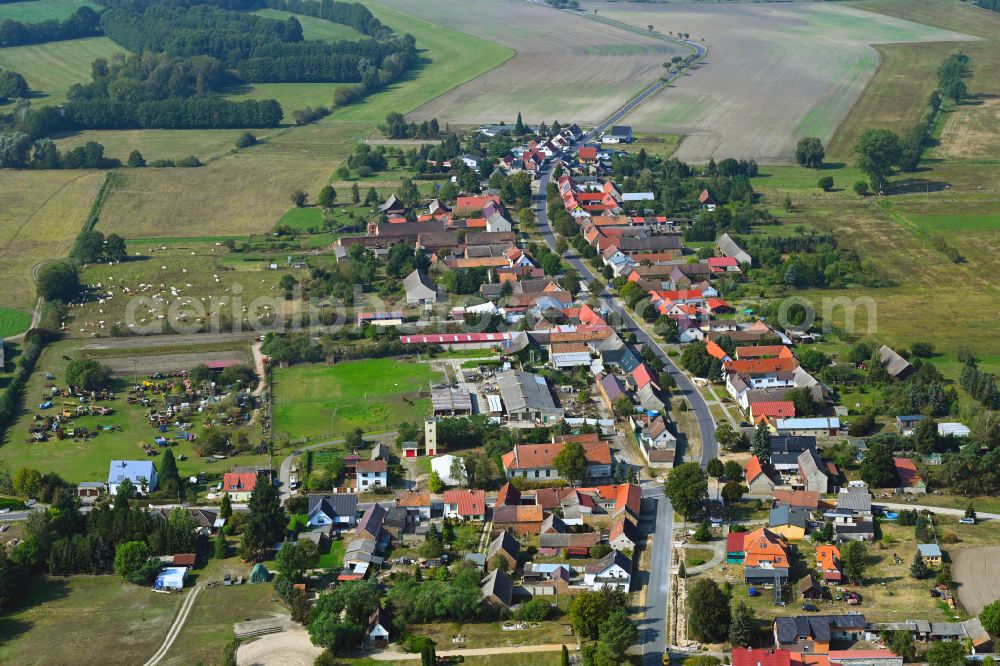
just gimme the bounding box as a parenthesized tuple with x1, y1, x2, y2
(911, 342, 935, 358)
(853, 180, 868, 196)
(849, 413, 875, 437)
(66, 358, 113, 391)
(235, 132, 258, 149)
(817, 176, 834, 191)
(516, 598, 553, 621)
(403, 636, 436, 653)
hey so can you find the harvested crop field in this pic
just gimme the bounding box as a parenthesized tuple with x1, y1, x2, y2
(381, 0, 689, 126)
(952, 546, 1000, 615)
(579, 1, 974, 163)
(0, 169, 107, 309)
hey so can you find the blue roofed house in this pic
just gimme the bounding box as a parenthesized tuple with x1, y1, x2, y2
(108, 460, 158, 495)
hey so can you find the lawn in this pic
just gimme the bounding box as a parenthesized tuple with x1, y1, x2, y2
(0, 37, 124, 109)
(271, 358, 442, 440)
(0, 307, 32, 338)
(316, 540, 346, 570)
(0, 338, 271, 484)
(685, 546, 715, 567)
(276, 206, 325, 231)
(618, 134, 684, 158)
(0, 574, 179, 666)
(0, 169, 107, 309)
(0, 0, 100, 22)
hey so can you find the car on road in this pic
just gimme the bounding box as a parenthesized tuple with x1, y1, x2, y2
(802, 604, 819, 612)
(959, 517, 976, 525)
(0, 508, 10, 514)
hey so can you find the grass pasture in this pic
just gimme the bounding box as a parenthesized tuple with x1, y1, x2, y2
(0, 37, 124, 109)
(70, 238, 307, 336)
(582, 0, 973, 163)
(0, 574, 179, 666)
(0, 0, 99, 22)
(54, 128, 271, 164)
(271, 358, 442, 440)
(378, 0, 683, 127)
(0, 169, 107, 309)
(0, 307, 32, 338)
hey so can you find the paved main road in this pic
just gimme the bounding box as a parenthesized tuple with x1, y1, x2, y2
(639, 482, 675, 666)
(532, 150, 718, 465)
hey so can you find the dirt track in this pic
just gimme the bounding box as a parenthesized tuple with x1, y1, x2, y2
(952, 546, 1000, 615)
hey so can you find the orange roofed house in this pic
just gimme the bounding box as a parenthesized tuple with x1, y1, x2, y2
(742, 527, 792, 584)
(816, 545, 843, 583)
(501, 434, 613, 483)
(222, 471, 257, 502)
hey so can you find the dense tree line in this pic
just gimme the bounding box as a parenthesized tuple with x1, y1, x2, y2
(743, 232, 885, 289)
(975, 0, 1000, 10)
(263, 0, 388, 36)
(379, 112, 442, 140)
(960, 357, 999, 409)
(0, 6, 101, 47)
(0, 132, 125, 169)
(98, 0, 413, 84)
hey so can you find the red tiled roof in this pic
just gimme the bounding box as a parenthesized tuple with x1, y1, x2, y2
(705, 297, 732, 311)
(707, 256, 738, 268)
(744, 455, 764, 483)
(222, 472, 257, 493)
(750, 401, 796, 420)
(495, 482, 521, 507)
(773, 489, 819, 509)
(614, 484, 642, 517)
(443, 489, 485, 516)
(726, 532, 746, 553)
(894, 457, 921, 486)
(397, 491, 430, 507)
(736, 345, 794, 359)
(723, 357, 799, 374)
(732, 649, 793, 666)
(705, 340, 729, 361)
(631, 363, 656, 390)
(356, 460, 387, 474)
(501, 440, 612, 470)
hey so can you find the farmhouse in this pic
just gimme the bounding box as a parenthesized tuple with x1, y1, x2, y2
(356, 460, 387, 491)
(443, 489, 486, 521)
(601, 125, 633, 144)
(496, 370, 564, 424)
(479, 569, 514, 611)
(775, 418, 841, 437)
(486, 531, 520, 572)
(501, 436, 612, 482)
(742, 527, 791, 569)
(877, 345, 913, 380)
(403, 269, 439, 306)
(583, 550, 632, 592)
(108, 460, 158, 496)
(744, 455, 780, 496)
(717, 233, 752, 265)
(396, 491, 432, 524)
(773, 614, 867, 653)
(816, 545, 843, 583)
(769, 504, 809, 540)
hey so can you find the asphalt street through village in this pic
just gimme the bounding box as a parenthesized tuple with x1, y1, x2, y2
(532, 117, 716, 662)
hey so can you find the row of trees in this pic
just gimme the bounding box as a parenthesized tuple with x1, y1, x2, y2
(0, 6, 101, 48)
(0, 133, 130, 170)
(379, 112, 442, 140)
(959, 357, 999, 409)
